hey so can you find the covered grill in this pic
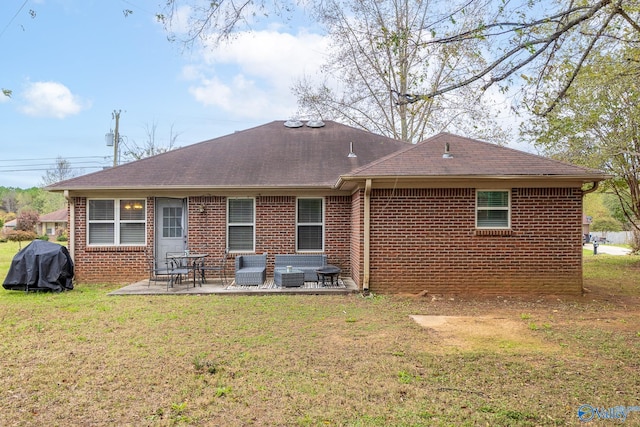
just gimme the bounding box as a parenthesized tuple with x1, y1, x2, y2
(3, 240, 74, 292)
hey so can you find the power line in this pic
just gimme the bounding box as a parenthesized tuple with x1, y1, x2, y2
(0, 166, 105, 173)
(0, 161, 108, 169)
(0, 155, 107, 163)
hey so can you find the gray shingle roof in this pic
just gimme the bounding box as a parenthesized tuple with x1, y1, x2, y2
(47, 120, 407, 190)
(343, 132, 606, 180)
(47, 125, 607, 192)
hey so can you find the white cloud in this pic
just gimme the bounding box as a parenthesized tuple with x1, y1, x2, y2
(19, 81, 90, 118)
(184, 29, 329, 119)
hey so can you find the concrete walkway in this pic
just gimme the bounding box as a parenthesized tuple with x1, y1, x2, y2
(584, 243, 632, 256)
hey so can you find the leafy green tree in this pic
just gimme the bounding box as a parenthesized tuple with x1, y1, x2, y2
(524, 48, 640, 249)
(0, 186, 65, 216)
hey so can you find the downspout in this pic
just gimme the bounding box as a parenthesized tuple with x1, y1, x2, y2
(363, 179, 372, 293)
(64, 190, 75, 261)
(582, 181, 599, 195)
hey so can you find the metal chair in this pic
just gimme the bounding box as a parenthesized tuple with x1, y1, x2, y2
(199, 248, 228, 285)
(146, 249, 172, 288)
(165, 252, 191, 289)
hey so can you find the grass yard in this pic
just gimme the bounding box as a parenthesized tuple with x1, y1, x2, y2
(0, 241, 639, 426)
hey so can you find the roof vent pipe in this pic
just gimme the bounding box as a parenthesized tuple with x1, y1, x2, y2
(442, 142, 453, 158)
(348, 142, 357, 158)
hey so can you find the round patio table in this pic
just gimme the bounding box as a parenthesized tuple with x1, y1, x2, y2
(315, 265, 341, 286)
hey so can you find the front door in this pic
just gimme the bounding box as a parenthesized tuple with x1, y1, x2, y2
(155, 198, 186, 267)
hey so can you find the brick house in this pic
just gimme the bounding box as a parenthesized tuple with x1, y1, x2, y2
(46, 120, 607, 295)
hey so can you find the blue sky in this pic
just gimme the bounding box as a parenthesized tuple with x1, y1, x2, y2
(1, 0, 527, 189)
(1, 0, 329, 188)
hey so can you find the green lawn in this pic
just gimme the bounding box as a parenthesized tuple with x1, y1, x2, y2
(1, 241, 639, 426)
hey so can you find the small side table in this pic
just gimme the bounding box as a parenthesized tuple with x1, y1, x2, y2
(275, 268, 305, 287)
(315, 265, 341, 286)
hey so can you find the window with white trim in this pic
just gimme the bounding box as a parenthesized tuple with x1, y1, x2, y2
(228, 198, 255, 252)
(476, 190, 510, 228)
(297, 198, 324, 251)
(88, 199, 146, 245)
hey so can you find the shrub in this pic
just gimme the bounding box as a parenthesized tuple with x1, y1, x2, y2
(6, 230, 37, 242)
(36, 235, 50, 241)
(56, 234, 68, 242)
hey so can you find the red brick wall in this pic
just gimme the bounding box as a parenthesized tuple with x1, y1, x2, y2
(70, 195, 352, 283)
(71, 197, 150, 283)
(252, 196, 351, 275)
(70, 188, 584, 294)
(186, 196, 227, 256)
(367, 188, 584, 295)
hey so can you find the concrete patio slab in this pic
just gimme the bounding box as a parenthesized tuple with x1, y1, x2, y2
(108, 277, 359, 296)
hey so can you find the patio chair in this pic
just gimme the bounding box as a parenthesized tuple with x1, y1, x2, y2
(146, 249, 172, 288)
(234, 253, 267, 286)
(199, 248, 229, 285)
(165, 252, 191, 289)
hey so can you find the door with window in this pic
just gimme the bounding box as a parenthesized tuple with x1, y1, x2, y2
(155, 198, 186, 266)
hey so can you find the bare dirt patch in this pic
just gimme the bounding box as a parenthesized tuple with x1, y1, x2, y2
(410, 314, 560, 353)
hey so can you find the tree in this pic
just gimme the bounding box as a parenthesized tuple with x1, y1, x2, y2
(121, 122, 181, 161)
(15, 210, 39, 233)
(393, 0, 640, 115)
(293, 0, 508, 144)
(156, 1, 640, 115)
(584, 192, 626, 231)
(1, 188, 19, 213)
(41, 156, 83, 186)
(155, 0, 294, 47)
(524, 48, 640, 249)
(5, 210, 39, 245)
(0, 186, 65, 216)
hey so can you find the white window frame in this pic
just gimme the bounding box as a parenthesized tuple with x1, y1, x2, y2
(476, 190, 511, 229)
(227, 198, 256, 253)
(296, 197, 325, 252)
(87, 198, 147, 246)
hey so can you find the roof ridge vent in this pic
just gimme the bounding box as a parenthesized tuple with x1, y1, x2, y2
(306, 119, 325, 128)
(284, 119, 303, 128)
(442, 142, 453, 159)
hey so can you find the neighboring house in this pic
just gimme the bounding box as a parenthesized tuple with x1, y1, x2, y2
(2, 218, 17, 235)
(46, 120, 608, 295)
(38, 208, 68, 239)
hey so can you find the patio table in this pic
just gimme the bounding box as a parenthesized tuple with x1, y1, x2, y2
(274, 268, 305, 287)
(315, 265, 341, 286)
(166, 252, 208, 287)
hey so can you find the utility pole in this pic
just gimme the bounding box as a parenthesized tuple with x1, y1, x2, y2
(112, 110, 121, 167)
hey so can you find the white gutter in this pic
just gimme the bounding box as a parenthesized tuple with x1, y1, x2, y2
(363, 179, 372, 293)
(64, 190, 74, 261)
